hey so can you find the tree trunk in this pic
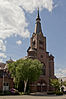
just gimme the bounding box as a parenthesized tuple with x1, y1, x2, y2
(24, 80, 28, 93)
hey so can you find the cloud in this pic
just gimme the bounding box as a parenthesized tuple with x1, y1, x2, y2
(0, 53, 7, 58)
(53, 3, 59, 9)
(0, 59, 3, 62)
(0, 53, 7, 62)
(0, 0, 54, 40)
(0, 0, 54, 60)
(14, 0, 54, 12)
(0, 0, 30, 39)
(56, 68, 66, 78)
(16, 40, 22, 45)
(0, 40, 6, 52)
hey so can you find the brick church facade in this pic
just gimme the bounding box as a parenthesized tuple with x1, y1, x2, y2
(0, 61, 13, 91)
(27, 9, 56, 92)
(0, 9, 56, 92)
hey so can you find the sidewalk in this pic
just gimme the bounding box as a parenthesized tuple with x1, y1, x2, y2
(0, 95, 66, 99)
(30, 92, 47, 96)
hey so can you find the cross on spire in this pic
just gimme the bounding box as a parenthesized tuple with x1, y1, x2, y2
(37, 8, 40, 18)
(36, 7, 41, 21)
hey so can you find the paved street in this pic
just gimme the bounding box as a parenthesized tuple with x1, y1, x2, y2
(0, 95, 66, 99)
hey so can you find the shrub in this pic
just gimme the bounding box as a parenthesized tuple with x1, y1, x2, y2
(0, 91, 11, 96)
(56, 91, 63, 95)
(19, 92, 24, 95)
(24, 90, 30, 95)
(47, 91, 55, 95)
(63, 91, 66, 94)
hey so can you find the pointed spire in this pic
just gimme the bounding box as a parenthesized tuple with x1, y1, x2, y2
(36, 8, 41, 21)
(38, 8, 39, 16)
(34, 8, 42, 33)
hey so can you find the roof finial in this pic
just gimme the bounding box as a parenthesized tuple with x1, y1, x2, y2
(36, 7, 41, 21)
(38, 7, 39, 18)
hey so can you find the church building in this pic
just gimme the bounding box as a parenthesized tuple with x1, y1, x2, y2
(0, 9, 56, 93)
(27, 9, 56, 92)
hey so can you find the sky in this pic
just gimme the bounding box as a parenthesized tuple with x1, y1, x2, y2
(0, 0, 66, 78)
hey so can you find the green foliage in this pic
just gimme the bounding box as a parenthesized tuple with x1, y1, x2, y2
(0, 91, 19, 96)
(19, 92, 24, 95)
(16, 59, 42, 82)
(56, 91, 63, 95)
(50, 79, 61, 91)
(63, 91, 66, 94)
(8, 62, 17, 79)
(8, 59, 43, 92)
(0, 91, 11, 96)
(63, 81, 66, 86)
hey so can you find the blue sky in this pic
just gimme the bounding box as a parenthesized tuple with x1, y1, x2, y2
(0, 0, 66, 77)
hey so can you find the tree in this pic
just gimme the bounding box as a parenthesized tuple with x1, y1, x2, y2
(50, 79, 61, 91)
(8, 59, 43, 93)
(63, 81, 66, 86)
(8, 61, 19, 88)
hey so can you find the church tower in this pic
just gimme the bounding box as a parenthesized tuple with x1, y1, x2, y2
(27, 8, 46, 58)
(27, 9, 55, 92)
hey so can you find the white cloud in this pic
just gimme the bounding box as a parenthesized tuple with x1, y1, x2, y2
(16, 40, 22, 45)
(0, 58, 3, 62)
(0, 0, 54, 60)
(56, 68, 66, 78)
(0, 40, 6, 52)
(0, 0, 54, 40)
(0, 53, 7, 62)
(0, 53, 7, 58)
(0, 1, 30, 39)
(8, 0, 53, 12)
